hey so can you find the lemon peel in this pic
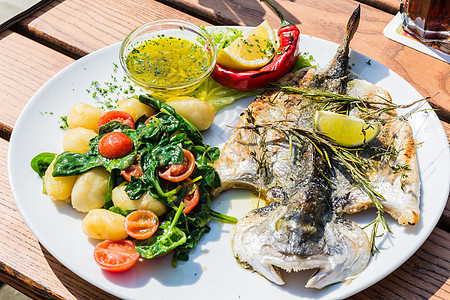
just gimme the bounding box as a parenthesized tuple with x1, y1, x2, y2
(315, 110, 380, 147)
(216, 20, 277, 70)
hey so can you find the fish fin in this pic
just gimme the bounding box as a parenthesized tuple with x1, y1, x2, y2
(345, 5, 361, 48)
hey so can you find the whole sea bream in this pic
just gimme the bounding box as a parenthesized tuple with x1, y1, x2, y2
(212, 6, 420, 288)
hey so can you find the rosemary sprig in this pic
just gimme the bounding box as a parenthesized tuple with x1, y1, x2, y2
(391, 163, 411, 191)
(275, 85, 432, 124)
(210, 209, 238, 224)
(244, 109, 269, 208)
(234, 120, 391, 254)
(278, 85, 430, 109)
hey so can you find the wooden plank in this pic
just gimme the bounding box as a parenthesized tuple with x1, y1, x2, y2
(438, 122, 450, 231)
(13, 0, 213, 58)
(0, 139, 118, 299)
(0, 123, 12, 141)
(156, 0, 450, 120)
(357, 0, 401, 14)
(0, 30, 74, 132)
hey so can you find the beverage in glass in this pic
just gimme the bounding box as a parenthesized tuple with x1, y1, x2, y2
(401, 0, 449, 43)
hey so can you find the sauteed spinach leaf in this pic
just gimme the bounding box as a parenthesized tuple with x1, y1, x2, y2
(30, 152, 56, 177)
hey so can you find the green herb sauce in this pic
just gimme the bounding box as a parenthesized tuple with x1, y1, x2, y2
(125, 36, 212, 86)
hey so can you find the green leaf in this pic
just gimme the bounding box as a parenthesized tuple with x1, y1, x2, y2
(155, 113, 180, 135)
(108, 205, 135, 216)
(52, 152, 100, 176)
(125, 176, 147, 200)
(210, 209, 238, 224)
(191, 145, 220, 165)
(139, 95, 203, 144)
(206, 26, 243, 51)
(191, 77, 263, 111)
(104, 169, 123, 209)
(98, 120, 131, 135)
(135, 204, 187, 259)
(52, 150, 136, 176)
(173, 225, 210, 266)
(192, 165, 221, 189)
(152, 144, 184, 167)
(290, 52, 318, 72)
(30, 152, 56, 178)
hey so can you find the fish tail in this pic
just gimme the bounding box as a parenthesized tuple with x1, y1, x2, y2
(343, 5, 361, 49)
(328, 5, 361, 83)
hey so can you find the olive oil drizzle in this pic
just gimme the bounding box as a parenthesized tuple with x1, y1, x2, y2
(125, 36, 212, 86)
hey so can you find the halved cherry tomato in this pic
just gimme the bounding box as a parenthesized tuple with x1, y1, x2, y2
(121, 154, 143, 181)
(93, 239, 139, 272)
(98, 132, 133, 159)
(125, 210, 159, 240)
(158, 149, 195, 182)
(98, 110, 135, 130)
(183, 181, 199, 214)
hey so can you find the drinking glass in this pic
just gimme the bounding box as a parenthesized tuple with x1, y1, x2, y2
(401, 0, 449, 44)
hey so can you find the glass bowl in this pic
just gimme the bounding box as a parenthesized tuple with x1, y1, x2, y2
(119, 20, 217, 99)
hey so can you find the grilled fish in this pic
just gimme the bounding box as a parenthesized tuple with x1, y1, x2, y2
(213, 5, 420, 288)
(297, 49, 420, 226)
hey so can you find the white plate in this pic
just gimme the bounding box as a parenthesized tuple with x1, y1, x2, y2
(8, 28, 450, 300)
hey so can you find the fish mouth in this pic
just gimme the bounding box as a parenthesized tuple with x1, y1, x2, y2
(232, 215, 370, 288)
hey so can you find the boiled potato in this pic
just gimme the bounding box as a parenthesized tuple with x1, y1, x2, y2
(116, 97, 157, 122)
(81, 209, 127, 240)
(71, 167, 110, 212)
(67, 103, 104, 132)
(62, 127, 97, 153)
(44, 159, 78, 201)
(112, 183, 167, 216)
(166, 97, 214, 131)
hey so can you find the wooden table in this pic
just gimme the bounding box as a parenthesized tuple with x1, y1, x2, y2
(1, 0, 449, 299)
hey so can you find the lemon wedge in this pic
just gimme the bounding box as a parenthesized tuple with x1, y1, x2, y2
(216, 20, 277, 70)
(315, 110, 380, 147)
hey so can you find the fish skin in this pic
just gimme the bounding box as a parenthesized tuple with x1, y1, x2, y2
(214, 4, 419, 288)
(331, 79, 421, 225)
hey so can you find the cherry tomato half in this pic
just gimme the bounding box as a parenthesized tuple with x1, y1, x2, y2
(183, 182, 199, 214)
(158, 149, 195, 182)
(98, 132, 133, 159)
(121, 155, 143, 181)
(98, 110, 135, 130)
(125, 210, 159, 240)
(93, 239, 139, 272)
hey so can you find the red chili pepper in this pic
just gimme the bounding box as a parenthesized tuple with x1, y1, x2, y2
(211, 0, 300, 90)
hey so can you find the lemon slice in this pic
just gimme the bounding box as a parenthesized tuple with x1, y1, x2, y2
(216, 20, 277, 70)
(315, 110, 380, 147)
